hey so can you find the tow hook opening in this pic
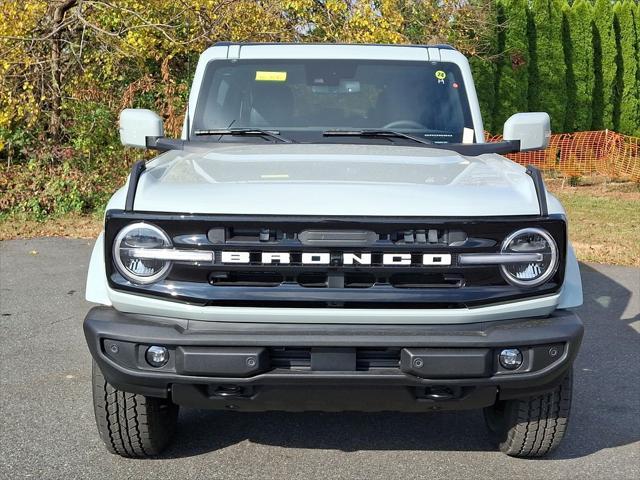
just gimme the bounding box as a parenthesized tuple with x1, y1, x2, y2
(416, 386, 464, 401)
(208, 384, 253, 398)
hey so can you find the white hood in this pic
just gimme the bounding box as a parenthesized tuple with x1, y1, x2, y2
(126, 143, 541, 217)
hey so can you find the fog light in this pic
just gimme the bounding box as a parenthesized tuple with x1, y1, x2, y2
(146, 346, 169, 367)
(499, 348, 523, 370)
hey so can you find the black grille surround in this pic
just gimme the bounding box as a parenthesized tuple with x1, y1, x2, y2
(105, 210, 567, 308)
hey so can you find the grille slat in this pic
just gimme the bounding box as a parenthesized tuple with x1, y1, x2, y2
(205, 270, 470, 289)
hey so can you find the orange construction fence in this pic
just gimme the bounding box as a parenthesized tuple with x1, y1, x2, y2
(486, 130, 640, 181)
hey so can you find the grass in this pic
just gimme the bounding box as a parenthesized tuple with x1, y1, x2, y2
(0, 211, 102, 241)
(1, 181, 639, 267)
(548, 182, 640, 267)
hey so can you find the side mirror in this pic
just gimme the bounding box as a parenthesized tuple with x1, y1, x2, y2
(503, 112, 551, 151)
(119, 109, 164, 148)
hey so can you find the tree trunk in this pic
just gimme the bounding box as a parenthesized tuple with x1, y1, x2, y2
(49, 0, 77, 141)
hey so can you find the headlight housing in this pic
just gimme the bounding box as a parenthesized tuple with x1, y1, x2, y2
(500, 227, 559, 287)
(113, 222, 172, 284)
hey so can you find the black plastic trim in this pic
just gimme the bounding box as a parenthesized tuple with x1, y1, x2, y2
(526, 165, 549, 217)
(107, 210, 562, 225)
(84, 306, 583, 406)
(170, 384, 497, 412)
(428, 140, 520, 156)
(85, 306, 583, 349)
(108, 276, 560, 309)
(124, 160, 146, 212)
(146, 137, 185, 152)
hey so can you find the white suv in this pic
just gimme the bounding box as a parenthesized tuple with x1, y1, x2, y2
(84, 42, 583, 458)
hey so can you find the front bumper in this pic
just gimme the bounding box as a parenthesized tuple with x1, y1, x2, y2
(84, 307, 583, 412)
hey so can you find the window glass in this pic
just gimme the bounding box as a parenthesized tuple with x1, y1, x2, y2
(194, 59, 474, 143)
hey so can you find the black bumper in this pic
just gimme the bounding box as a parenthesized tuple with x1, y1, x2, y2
(84, 307, 583, 412)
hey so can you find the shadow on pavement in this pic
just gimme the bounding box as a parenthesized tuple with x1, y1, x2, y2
(552, 263, 639, 460)
(163, 262, 639, 460)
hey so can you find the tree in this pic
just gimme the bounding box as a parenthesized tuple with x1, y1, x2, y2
(613, 1, 640, 136)
(286, 1, 499, 52)
(529, 0, 566, 132)
(0, 0, 292, 154)
(470, 57, 497, 134)
(0, 1, 49, 153)
(564, 0, 595, 132)
(0, 0, 552, 167)
(284, 0, 405, 44)
(469, 1, 501, 133)
(493, 0, 529, 128)
(592, 0, 617, 130)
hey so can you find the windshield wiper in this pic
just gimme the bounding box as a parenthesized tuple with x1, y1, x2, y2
(323, 129, 433, 145)
(194, 128, 293, 143)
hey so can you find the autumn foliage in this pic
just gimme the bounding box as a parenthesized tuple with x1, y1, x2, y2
(0, 1, 638, 219)
(0, 0, 498, 217)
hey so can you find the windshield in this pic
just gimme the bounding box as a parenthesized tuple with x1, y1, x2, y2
(193, 59, 475, 144)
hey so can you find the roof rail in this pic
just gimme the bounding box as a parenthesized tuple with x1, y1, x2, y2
(212, 41, 457, 51)
(427, 44, 455, 50)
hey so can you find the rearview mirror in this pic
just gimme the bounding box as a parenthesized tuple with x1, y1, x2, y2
(119, 109, 164, 149)
(503, 112, 551, 151)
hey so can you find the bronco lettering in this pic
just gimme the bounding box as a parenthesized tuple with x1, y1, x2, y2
(218, 251, 453, 266)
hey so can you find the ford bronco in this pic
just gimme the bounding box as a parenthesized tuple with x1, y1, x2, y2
(84, 43, 583, 458)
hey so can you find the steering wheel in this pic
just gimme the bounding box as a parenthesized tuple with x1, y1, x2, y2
(383, 120, 427, 130)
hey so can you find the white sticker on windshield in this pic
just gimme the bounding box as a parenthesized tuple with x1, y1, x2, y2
(462, 128, 474, 144)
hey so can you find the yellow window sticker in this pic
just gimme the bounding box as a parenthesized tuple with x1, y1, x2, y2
(435, 70, 446, 84)
(255, 71, 287, 82)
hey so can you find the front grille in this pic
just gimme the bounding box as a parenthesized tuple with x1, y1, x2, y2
(105, 211, 567, 308)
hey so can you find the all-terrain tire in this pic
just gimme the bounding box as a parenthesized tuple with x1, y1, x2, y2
(484, 368, 573, 458)
(92, 361, 179, 458)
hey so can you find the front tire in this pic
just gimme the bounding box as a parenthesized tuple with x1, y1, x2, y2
(484, 368, 573, 458)
(91, 361, 179, 458)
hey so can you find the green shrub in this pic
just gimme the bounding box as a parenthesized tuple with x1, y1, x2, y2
(613, 1, 640, 136)
(494, 0, 529, 128)
(564, 0, 595, 132)
(592, 0, 617, 130)
(530, 0, 567, 131)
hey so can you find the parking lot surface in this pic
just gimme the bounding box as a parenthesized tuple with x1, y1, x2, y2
(1, 238, 638, 479)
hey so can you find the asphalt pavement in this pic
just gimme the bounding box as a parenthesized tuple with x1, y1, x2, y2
(1, 238, 638, 479)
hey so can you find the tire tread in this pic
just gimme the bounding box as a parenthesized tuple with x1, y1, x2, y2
(485, 369, 573, 458)
(91, 362, 178, 458)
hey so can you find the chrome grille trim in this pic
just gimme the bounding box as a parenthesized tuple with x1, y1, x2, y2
(128, 248, 214, 263)
(458, 253, 543, 265)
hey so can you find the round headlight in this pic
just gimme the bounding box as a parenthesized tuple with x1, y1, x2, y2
(113, 223, 172, 284)
(500, 228, 558, 287)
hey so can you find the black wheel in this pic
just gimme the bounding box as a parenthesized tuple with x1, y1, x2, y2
(484, 368, 573, 458)
(91, 361, 179, 458)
